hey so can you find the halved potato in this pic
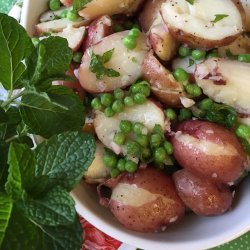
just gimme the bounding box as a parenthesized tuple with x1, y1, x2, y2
(94, 100, 166, 154)
(52, 26, 86, 52)
(161, 0, 244, 49)
(218, 34, 250, 57)
(83, 141, 110, 183)
(195, 58, 250, 115)
(240, 0, 250, 31)
(142, 51, 185, 107)
(78, 31, 149, 93)
(36, 18, 88, 34)
(78, 0, 143, 21)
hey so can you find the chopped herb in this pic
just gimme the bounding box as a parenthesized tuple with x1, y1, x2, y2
(226, 49, 238, 60)
(89, 49, 120, 80)
(185, 0, 194, 4)
(73, 0, 92, 12)
(188, 58, 195, 67)
(212, 14, 229, 23)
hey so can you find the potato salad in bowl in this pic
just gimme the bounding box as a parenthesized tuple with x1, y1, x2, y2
(29, 0, 250, 248)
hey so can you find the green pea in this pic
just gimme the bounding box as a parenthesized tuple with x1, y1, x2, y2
(185, 84, 202, 97)
(173, 68, 189, 82)
(133, 122, 145, 135)
(136, 134, 149, 147)
(91, 97, 102, 110)
(207, 50, 219, 58)
(59, 10, 68, 18)
(73, 52, 83, 63)
(140, 147, 152, 162)
(164, 141, 173, 155)
(124, 96, 134, 106)
(150, 134, 162, 148)
(123, 36, 137, 50)
(114, 88, 125, 99)
(178, 108, 192, 121)
(110, 168, 120, 178)
(192, 49, 206, 60)
(104, 107, 115, 117)
(67, 10, 79, 21)
(128, 28, 140, 38)
(199, 98, 213, 111)
(120, 120, 133, 133)
(178, 45, 192, 57)
(103, 152, 118, 168)
(112, 100, 125, 113)
(113, 132, 126, 145)
(49, 0, 61, 11)
(126, 140, 141, 157)
(101, 93, 114, 107)
(133, 93, 147, 104)
(31, 37, 40, 47)
(125, 160, 138, 173)
(236, 124, 250, 139)
(154, 147, 167, 163)
(238, 54, 250, 63)
(164, 108, 177, 120)
(117, 159, 126, 172)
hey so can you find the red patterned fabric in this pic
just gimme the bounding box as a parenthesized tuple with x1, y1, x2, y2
(80, 217, 122, 250)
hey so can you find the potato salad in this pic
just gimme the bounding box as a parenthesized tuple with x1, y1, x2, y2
(36, 0, 250, 233)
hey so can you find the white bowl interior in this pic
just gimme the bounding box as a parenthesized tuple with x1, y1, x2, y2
(21, 1, 250, 249)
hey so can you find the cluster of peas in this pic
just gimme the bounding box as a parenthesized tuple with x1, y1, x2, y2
(48, 0, 79, 21)
(91, 81, 151, 117)
(122, 28, 141, 50)
(103, 121, 174, 177)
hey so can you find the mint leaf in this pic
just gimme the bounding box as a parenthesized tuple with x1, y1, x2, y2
(2, 206, 43, 250)
(212, 14, 229, 23)
(73, 0, 92, 12)
(17, 186, 75, 226)
(19, 86, 85, 138)
(0, 193, 13, 247)
(5, 143, 35, 200)
(22, 37, 72, 90)
(0, 143, 9, 191)
(2, 206, 82, 250)
(90, 49, 120, 80)
(0, 13, 33, 90)
(35, 131, 95, 190)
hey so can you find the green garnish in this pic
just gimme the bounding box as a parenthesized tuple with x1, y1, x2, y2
(73, 0, 92, 12)
(188, 58, 195, 67)
(185, 0, 194, 5)
(212, 14, 229, 23)
(89, 48, 120, 80)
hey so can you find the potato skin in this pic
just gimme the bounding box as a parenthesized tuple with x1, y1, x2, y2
(138, 0, 166, 32)
(173, 169, 233, 216)
(107, 168, 185, 233)
(171, 120, 247, 183)
(142, 51, 185, 107)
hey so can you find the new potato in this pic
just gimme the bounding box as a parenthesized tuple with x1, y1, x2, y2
(171, 120, 247, 183)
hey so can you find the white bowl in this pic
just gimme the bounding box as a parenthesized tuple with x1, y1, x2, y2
(21, 1, 250, 249)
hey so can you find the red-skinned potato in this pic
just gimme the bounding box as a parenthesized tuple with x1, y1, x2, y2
(60, 0, 72, 6)
(53, 64, 85, 100)
(139, 0, 178, 61)
(173, 169, 233, 216)
(171, 120, 247, 184)
(161, 0, 244, 49)
(98, 167, 185, 232)
(94, 100, 166, 155)
(78, 0, 144, 21)
(240, 0, 250, 31)
(78, 31, 149, 93)
(83, 15, 113, 52)
(142, 51, 185, 107)
(218, 34, 250, 57)
(195, 58, 250, 115)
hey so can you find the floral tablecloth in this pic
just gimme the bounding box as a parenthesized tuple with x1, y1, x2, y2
(1, 1, 249, 249)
